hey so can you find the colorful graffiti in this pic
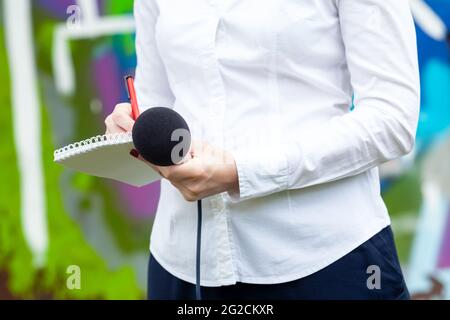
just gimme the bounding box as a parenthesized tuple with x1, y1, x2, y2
(0, 0, 449, 299)
(402, 0, 450, 299)
(1, 0, 149, 299)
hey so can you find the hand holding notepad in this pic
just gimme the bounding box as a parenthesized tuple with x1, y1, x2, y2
(54, 76, 159, 187)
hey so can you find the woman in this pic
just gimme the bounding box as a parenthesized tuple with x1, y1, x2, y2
(105, 0, 420, 299)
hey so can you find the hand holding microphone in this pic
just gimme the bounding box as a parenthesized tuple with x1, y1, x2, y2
(131, 107, 239, 202)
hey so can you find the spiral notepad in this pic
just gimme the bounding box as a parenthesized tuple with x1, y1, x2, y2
(54, 132, 160, 187)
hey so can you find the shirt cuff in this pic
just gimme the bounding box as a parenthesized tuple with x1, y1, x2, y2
(225, 143, 290, 203)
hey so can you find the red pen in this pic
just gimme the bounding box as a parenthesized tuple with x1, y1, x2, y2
(125, 75, 140, 121)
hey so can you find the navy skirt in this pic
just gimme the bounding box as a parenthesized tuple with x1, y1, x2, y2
(147, 226, 410, 300)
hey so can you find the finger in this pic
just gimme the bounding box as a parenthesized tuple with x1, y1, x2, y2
(148, 163, 165, 177)
(134, 152, 201, 182)
(137, 157, 169, 179)
(156, 165, 174, 179)
(116, 103, 132, 113)
(145, 163, 185, 182)
(169, 181, 199, 202)
(189, 140, 205, 158)
(168, 160, 205, 183)
(112, 112, 135, 132)
(106, 121, 127, 134)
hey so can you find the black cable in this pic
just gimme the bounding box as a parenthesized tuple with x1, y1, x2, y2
(196, 199, 202, 300)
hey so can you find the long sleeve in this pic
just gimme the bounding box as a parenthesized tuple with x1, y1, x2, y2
(134, 0, 175, 111)
(232, 0, 420, 201)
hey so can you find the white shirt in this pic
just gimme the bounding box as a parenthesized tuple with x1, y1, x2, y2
(134, 0, 420, 286)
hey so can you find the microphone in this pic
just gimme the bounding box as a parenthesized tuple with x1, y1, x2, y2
(132, 107, 191, 166)
(131, 106, 202, 300)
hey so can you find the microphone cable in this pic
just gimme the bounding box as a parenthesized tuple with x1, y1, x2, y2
(196, 199, 203, 300)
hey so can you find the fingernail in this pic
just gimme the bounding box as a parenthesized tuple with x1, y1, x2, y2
(130, 149, 139, 158)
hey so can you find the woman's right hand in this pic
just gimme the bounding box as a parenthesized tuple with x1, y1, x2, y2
(104, 103, 135, 134)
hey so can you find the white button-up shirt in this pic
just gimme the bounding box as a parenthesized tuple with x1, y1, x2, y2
(134, 0, 420, 286)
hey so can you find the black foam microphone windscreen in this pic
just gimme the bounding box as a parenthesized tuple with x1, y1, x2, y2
(132, 107, 191, 166)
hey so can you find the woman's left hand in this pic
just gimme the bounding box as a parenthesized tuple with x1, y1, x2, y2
(135, 141, 239, 201)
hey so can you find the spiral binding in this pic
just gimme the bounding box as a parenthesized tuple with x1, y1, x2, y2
(54, 132, 133, 162)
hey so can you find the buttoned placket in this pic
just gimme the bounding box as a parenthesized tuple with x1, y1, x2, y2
(202, 2, 237, 285)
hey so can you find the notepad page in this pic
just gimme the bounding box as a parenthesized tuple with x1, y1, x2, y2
(54, 133, 160, 187)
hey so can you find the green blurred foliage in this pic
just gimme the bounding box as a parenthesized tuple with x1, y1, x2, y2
(0, 26, 35, 297)
(0, 0, 145, 299)
(383, 167, 423, 263)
